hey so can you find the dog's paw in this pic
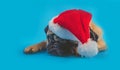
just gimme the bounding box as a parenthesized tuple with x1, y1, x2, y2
(24, 46, 40, 54)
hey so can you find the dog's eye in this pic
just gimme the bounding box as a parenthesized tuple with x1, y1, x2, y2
(54, 35, 60, 41)
(47, 34, 55, 43)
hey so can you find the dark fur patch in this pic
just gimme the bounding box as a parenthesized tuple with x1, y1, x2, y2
(44, 25, 49, 34)
(90, 28, 98, 42)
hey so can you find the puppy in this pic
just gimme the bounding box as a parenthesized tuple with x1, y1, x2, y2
(24, 21, 106, 56)
(24, 9, 107, 57)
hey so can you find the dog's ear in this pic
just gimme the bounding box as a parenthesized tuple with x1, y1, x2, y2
(44, 25, 49, 34)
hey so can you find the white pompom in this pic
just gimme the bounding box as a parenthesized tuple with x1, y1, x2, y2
(77, 39, 98, 57)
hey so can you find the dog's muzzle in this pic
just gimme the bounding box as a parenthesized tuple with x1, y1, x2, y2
(46, 41, 77, 56)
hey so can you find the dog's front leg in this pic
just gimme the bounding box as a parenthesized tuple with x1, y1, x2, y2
(24, 41, 47, 54)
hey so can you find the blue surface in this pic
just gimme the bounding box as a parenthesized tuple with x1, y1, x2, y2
(0, 0, 120, 70)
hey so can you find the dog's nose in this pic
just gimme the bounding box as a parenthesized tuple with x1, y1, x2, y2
(47, 47, 63, 56)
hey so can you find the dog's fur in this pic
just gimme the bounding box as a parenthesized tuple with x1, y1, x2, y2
(24, 21, 106, 56)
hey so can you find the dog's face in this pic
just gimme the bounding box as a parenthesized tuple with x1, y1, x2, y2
(45, 26, 78, 56)
(44, 25, 99, 56)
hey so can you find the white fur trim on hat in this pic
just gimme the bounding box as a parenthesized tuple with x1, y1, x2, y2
(77, 39, 98, 57)
(49, 16, 81, 43)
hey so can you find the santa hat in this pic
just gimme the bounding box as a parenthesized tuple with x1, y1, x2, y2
(48, 9, 98, 57)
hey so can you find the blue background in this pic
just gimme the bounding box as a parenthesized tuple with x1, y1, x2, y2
(0, 0, 120, 70)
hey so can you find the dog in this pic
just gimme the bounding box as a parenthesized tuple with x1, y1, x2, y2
(24, 9, 107, 57)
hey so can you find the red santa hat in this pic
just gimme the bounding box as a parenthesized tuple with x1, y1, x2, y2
(48, 9, 98, 57)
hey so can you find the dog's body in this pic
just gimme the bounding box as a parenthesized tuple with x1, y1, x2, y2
(24, 21, 106, 56)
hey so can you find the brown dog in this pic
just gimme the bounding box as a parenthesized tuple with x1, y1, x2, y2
(24, 21, 106, 56)
(24, 9, 107, 57)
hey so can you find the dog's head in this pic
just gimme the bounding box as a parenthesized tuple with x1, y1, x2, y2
(45, 26, 78, 56)
(44, 25, 98, 56)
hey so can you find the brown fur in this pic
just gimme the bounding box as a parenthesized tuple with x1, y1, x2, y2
(90, 21, 107, 51)
(24, 41, 46, 53)
(24, 21, 107, 55)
